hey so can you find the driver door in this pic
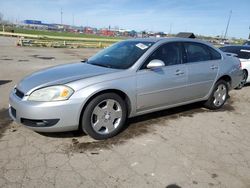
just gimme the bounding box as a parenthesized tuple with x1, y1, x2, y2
(136, 42, 188, 112)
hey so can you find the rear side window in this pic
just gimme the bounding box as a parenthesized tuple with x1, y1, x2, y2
(184, 43, 211, 63)
(208, 47, 221, 60)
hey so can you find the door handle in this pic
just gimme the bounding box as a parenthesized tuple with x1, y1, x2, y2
(210, 65, 218, 70)
(175, 70, 184, 75)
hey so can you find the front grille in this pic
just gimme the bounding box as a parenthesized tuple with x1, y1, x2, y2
(21, 118, 59, 127)
(10, 107, 16, 118)
(15, 88, 24, 99)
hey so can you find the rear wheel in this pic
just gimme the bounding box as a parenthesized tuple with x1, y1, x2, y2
(236, 70, 247, 89)
(204, 80, 229, 110)
(81, 93, 127, 140)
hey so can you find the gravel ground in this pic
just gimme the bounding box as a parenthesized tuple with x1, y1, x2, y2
(0, 36, 250, 188)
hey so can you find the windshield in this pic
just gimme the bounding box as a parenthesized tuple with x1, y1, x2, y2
(220, 46, 250, 59)
(87, 41, 154, 69)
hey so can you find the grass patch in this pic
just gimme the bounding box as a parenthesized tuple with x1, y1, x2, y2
(12, 27, 124, 40)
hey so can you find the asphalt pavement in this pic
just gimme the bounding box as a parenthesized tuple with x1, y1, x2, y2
(0, 36, 250, 188)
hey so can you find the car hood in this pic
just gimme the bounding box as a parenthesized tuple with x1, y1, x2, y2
(17, 62, 118, 94)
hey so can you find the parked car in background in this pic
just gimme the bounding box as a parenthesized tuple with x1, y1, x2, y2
(243, 41, 250, 46)
(9, 38, 242, 140)
(220, 45, 250, 89)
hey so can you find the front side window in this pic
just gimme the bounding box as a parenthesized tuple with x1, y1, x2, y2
(87, 41, 154, 69)
(142, 42, 182, 69)
(184, 42, 211, 63)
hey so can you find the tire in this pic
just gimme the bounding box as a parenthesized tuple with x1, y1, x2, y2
(81, 93, 127, 140)
(204, 80, 229, 110)
(236, 70, 248, 90)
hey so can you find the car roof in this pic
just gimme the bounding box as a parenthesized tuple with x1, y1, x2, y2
(127, 37, 209, 44)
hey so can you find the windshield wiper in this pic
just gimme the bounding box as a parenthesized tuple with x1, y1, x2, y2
(90, 63, 112, 68)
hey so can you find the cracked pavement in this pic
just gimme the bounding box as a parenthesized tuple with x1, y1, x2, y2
(0, 36, 250, 188)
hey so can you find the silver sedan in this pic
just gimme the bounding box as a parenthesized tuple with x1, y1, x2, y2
(9, 38, 242, 140)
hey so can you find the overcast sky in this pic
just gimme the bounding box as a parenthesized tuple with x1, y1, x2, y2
(0, 0, 249, 39)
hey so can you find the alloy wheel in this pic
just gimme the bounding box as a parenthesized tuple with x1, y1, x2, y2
(213, 84, 227, 107)
(91, 99, 123, 135)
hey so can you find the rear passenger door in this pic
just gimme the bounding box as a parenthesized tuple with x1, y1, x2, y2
(183, 42, 221, 100)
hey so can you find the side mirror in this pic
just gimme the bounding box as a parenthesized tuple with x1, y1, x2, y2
(81, 58, 88, 63)
(146, 59, 165, 69)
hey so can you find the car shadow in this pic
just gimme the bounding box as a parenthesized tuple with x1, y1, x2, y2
(244, 83, 250, 87)
(38, 99, 236, 152)
(0, 108, 13, 139)
(39, 102, 205, 139)
(0, 80, 12, 86)
(39, 99, 235, 147)
(38, 129, 86, 138)
(166, 184, 182, 188)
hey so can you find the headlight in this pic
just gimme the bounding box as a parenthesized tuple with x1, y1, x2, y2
(28, 85, 74, 102)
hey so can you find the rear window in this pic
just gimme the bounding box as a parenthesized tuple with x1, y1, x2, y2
(208, 47, 222, 60)
(220, 46, 250, 59)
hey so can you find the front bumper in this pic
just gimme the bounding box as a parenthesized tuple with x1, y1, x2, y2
(9, 90, 84, 132)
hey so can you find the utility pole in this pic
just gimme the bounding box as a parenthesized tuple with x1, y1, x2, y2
(72, 14, 74, 26)
(221, 30, 224, 39)
(224, 10, 232, 39)
(60, 8, 63, 25)
(248, 25, 250, 40)
(169, 23, 172, 35)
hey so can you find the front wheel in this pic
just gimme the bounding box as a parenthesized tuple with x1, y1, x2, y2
(204, 80, 229, 110)
(81, 93, 127, 140)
